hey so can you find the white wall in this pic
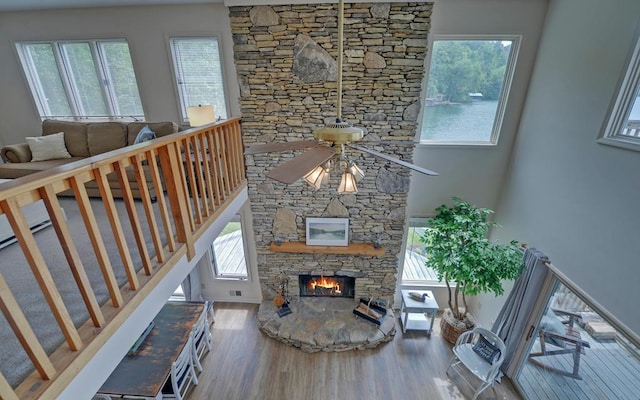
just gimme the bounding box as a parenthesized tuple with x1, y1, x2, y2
(0, 3, 241, 146)
(407, 0, 548, 215)
(484, 0, 640, 334)
(400, 0, 547, 315)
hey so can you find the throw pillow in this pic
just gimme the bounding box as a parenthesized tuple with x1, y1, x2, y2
(26, 132, 72, 162)
(540, 309, 567, 347)
(472, 335, 502, 364)
(133, 125, 156, 144)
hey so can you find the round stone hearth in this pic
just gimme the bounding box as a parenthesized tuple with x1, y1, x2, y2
(257, 297, 396, 352)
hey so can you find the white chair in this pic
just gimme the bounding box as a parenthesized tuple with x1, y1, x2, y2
(162, 332, 199, 400)
(446, 327, 506, 400)
(192, 303, 213, 373)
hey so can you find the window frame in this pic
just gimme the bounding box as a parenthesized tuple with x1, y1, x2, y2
(15, 39, 144, 120)
(210, 212, 249, 281)
(598, 24, 640, 151)
(168, 35, 229, 124)
(401, 216, 455, 285)
(417, 34, 521, 146)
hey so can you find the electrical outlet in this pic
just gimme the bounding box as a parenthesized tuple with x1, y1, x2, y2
(235, 290, 242, 296)
(229, 290, 236, 296)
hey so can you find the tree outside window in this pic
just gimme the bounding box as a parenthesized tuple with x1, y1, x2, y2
(420, 37, 520, 144)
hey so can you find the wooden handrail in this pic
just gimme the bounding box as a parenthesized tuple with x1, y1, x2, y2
(0, 117, 246, 399)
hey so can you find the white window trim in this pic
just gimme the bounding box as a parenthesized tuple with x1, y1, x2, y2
(598, 23, 640, 151)
(400, 216, 458, 286)
(16, 39, 144, 120)
(417, 34, 521, 146)
(210, 212, 250, 281)
(168, 35, 229, 124)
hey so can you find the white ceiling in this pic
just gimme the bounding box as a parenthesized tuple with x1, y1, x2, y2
(0, 0, 219, 12)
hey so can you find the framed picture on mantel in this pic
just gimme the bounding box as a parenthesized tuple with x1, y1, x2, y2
(306, 218, 349, 246)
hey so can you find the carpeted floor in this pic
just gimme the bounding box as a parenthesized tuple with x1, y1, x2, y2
(0, 196, 167, 387)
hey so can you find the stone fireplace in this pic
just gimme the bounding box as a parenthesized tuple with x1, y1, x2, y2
(230, 2, 432, 304)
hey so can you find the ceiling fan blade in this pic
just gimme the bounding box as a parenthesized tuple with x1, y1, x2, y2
(245, 139, 319, 155)
(266, 146, 335, 184)
(349, 144, 439, 176)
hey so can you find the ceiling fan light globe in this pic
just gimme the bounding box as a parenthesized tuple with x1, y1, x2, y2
(321, 169, 330, 186)
(304, 165, 326, 190)
(338, 171, 358, 194)
(350, 162, 364, 182)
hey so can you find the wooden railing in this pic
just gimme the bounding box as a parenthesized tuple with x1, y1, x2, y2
(0, 118, 245, 400)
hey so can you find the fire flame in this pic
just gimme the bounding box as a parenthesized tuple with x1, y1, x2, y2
(309, 275, 342, 294)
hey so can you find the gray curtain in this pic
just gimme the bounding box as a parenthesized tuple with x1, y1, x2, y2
(182, 266, 204, 302)
(492, 247, 551, 375)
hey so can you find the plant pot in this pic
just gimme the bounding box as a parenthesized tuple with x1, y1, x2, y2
(440, 308, 475, 344)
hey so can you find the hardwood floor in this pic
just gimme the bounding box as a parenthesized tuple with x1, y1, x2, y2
(188, 303, 523, 400)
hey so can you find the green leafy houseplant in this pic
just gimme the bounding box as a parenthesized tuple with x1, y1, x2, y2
(420, 198, 522, 325)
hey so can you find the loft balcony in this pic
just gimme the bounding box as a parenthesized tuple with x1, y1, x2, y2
(0, 118, 246, 399)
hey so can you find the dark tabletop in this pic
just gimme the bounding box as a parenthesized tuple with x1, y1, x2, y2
(98, 301, 204, 397)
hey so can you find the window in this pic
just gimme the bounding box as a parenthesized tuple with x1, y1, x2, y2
(419, 36, 520, 145)
(16, 40, 143, 119)
(599, 28, 640, 150)
(402, 217, 442, 283)
(211, 214, 247, 280)
(170, 37, 228, 123)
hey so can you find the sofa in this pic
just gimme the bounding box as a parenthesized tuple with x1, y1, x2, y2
(0, 119, 179, 200)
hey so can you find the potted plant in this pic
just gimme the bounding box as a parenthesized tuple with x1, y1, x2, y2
(420, 197, 522, 344)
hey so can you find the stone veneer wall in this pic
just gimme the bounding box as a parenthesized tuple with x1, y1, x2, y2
(229, 2, 432, 304)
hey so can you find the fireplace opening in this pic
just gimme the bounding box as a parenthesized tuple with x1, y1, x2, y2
(299, 275, 355, 298)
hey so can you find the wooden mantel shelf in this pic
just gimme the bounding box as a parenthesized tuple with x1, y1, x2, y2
(269, 242, 385, 256)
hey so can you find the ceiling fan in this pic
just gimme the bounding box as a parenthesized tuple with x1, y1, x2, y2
(245, 0, 438, 193)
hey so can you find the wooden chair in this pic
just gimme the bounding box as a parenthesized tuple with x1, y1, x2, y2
(162, 332, 199, 400)
(447, 327, 506, 400)
(192, 303, 212, 373)
(528, 309, 591, 380)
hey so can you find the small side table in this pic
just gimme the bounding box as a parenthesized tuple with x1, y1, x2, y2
(400, 290, 439, 336)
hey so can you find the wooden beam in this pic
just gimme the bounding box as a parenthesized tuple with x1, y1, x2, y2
(269, 242, 385, 257)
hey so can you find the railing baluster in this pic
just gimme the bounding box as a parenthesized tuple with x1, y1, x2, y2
(191, 135, 209, 217)
(233, 122, 245, 184)
(114, 161, 153, 275)
(0, 197, 83, 351)
(182, 138, 202, 225)
(146, 149, 176, 252)
(158, 142, 195, 260)
(95, 165, 139, 290)
(214, 126, 231, 198)
(225, 124, 239, 187)
(199, 133, 216, 212)
(0, 272, 55, 381)
(69, 175, 124, 307)
(175, 141, 195, 231)
(40, 184, 104, 327)
(132, 154, 165, 263)
(0, 372, 19, 400)
(207, 131, 223, 206)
